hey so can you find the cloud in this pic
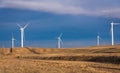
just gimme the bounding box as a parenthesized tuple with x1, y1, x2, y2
(0, 0, 84, 14)
(0, 0, 120, 17)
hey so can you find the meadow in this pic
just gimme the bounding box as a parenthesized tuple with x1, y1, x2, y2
(0, 45, 120, 73)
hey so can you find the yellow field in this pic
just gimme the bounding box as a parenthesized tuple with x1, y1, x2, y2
(0, 45, 120, 73)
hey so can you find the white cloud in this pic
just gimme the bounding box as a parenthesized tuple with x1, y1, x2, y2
(0, 0, 120, 17)
(0, 0, 85, 15)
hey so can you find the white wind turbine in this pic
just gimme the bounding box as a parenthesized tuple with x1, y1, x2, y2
(17, 23, 29, 48)
(111, 21, 120, 45)
(97, 34, 100, 46)
(57, 33, 63, 48)
(11, 33, 16, 48)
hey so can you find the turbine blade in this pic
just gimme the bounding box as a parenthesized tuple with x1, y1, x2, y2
(17, 23, 22, 28)
(60, 39, 63, 44)
(114, 23, 120, 25)
(24, 23, 29, 29)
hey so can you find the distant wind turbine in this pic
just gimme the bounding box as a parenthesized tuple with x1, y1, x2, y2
(97, 34, 100, 46)
(111, 21, 120, 45)
(57, 33, 63, 48)
(17, 23, 29, 48)
(11, 33, 16, 48)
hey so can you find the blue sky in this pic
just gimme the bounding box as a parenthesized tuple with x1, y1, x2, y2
(0, 0, 120, 48)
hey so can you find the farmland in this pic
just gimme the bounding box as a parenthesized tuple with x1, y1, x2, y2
(0, 45, 120, 73)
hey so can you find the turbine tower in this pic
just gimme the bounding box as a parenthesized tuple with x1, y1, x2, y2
(11, 34, 15, 48)
(97, 34, 100, 46)
(57, 33, 63, 48)
(111, 21, 120, 45)
(17, 23, 29, 48)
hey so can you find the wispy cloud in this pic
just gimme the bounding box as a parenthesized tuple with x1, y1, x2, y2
(0, 0, 120, 17)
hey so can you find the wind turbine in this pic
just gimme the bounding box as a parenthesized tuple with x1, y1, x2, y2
(97, 34, 100, 46)
(111, 21, 120, 45)
(17, 23, 29, 48)
(11, 33, 16, 48)
(57, 33, 63, 48)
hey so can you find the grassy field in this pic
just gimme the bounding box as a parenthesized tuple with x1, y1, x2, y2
(0, 45, 120, 73)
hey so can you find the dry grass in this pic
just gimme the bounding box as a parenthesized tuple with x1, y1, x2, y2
(0, 59, 120, 73)
(0, 45, 120, 73)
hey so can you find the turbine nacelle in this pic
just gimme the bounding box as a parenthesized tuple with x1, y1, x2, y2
(20, 28, 24, 31)
(12, 38, 15, 41)
(57, 37, 61, 40)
